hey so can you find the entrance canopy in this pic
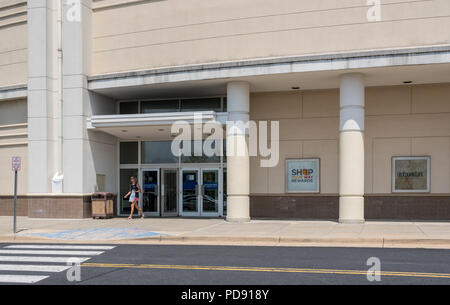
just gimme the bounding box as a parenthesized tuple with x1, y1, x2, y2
(87, 111, 228, 140)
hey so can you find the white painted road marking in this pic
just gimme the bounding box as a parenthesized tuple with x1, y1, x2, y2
(5, 245, 116, 250)
(0, 250, 104, 256)
(0, 256, 90, 263)
(0, 275, 49, 283)
(0, 244, 116, 284)
(0, 264, 71, 272)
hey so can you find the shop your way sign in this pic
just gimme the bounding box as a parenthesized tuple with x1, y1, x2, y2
(285, 158, 320, 193)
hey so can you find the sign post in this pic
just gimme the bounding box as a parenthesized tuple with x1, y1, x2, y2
(12, 157, 21, 234)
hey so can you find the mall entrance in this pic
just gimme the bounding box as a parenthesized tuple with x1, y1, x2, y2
(119, 140, 227, 218)
(138, 167, 225, 217)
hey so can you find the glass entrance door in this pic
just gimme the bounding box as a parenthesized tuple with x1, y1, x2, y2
(141, 169, 159, 216)
(181, 169, 200, 216)
(201, 169, 220, 217)
(161, 169, 178, 216)
(180, 168, 221, 217)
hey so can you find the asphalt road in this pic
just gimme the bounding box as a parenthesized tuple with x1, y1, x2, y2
(0, 243, 450, 285)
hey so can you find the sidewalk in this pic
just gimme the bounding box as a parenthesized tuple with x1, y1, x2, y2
(1, 216, 450, 249)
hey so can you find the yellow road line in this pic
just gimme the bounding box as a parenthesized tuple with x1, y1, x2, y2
(81, 263, 450, 279)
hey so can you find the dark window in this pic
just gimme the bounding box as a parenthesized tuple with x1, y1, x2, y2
(181, 140, 221, 163)
(222, 97, 227, 112)
(141, 141, 179, 164)
(181, 98, 222, 112)
(119, 102, 139, 114)
(120, 142, 139, 164)
(222, 139, 227, 163)
(141, 100, 180, 113)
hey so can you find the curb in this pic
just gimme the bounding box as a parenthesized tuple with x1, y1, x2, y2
(383, 238, 450, 249)
(279, 237, 384, 248)
(1, 234, 450, 249)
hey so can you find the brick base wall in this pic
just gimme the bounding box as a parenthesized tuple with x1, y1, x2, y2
(0, 195, 93, 218)
(250, 196, 339, 219)
(0, 196, 29, 216)
(2, 194, 449, 220)
(250, 195, 450, 221)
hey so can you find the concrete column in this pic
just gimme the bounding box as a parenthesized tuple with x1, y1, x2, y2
(226, 82, 250, 222)
(27, 0, 58, 193)
(61, 0, 93, 193)
(339, 73, 365, 223)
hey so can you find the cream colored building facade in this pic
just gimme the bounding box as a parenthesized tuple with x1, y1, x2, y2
(0, 0, 449, 221)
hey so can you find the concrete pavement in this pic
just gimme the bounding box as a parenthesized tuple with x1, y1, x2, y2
(1, 216, 450, 249)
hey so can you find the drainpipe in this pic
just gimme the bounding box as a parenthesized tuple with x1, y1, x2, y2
(52, 0, 64, 193)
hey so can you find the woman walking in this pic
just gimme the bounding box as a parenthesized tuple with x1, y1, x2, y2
(124, 176, 145, 219)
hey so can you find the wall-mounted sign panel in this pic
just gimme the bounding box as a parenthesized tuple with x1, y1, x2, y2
(392, 156, 430, 193)
(286, 158, 320, 193)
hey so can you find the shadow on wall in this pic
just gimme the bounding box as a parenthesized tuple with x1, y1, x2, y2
(87, 91, 118, 195)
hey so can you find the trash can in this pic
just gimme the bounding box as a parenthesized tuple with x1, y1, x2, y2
(91, 192, 115, 219)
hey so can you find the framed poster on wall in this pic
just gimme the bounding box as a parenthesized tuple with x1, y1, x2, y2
(392, 156, 430, 193)
(285, 158, 320, 193)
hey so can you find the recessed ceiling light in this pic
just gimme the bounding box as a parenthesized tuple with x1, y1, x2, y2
(403, 81, 413, 84)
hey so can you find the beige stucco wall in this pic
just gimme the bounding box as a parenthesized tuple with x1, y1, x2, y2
(0, 98, 28, 195)
(0, 0, 27, 87)
(92, 0, 450, 75)
(367, 83, 450, 194)
(250, 83, 450, 195)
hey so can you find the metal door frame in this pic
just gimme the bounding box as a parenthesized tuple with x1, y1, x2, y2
(179, 168, 201, 217)
(140, 168, 160, 217)
(200, 167, 222, 217)
(161, 168, 179, 217)
(179, 167, 222, 217)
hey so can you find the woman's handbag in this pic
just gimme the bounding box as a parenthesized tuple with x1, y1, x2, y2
(129, 190, 136, 202)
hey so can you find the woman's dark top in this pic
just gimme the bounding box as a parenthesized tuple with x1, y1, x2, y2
(130, 184, 140, 198)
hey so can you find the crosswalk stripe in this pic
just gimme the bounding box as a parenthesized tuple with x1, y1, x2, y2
(0, 275, 49, 284)
(0, 250, 104, 256)
(0, 244, 114, 284)
(0, 264, 71, 272)
(0, 256, 90, 263)
(5, 245, 115, 250)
